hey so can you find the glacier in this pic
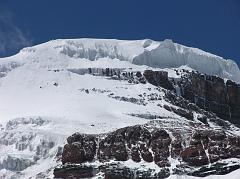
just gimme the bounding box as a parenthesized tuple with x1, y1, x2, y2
(0, 38, 240, 179)
(4, 38, 238, 82)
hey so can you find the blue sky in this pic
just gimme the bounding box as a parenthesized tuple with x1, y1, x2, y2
(0, 0, 240, 65)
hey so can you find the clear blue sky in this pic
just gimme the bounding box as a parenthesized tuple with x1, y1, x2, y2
(0, 0, 240, 65)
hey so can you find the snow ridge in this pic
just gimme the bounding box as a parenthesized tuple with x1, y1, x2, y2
(6, 38, 238, 83)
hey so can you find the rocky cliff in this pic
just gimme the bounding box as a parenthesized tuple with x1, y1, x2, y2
(55, 123, 240, 178)
(175, 71, 240, 126)
(54, 69, 240, 179)
(141, 69, 240, 126)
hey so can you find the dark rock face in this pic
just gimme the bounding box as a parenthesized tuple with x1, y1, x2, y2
(182, 129, 240, 166)
(69, 68, 147, 84)
(55, 124, 240, 178)
(190, 162, 240, 177)
(151, 129, 171, 167)
(181, 145, 209, 166)
(62, 126, 161, 165)
(54, 165, 96, 179)
(103, 166, 170, 179)
(54, 164, 171, 179)
(179, 72, 240, 126)
(141, 69, 240, 126)
(62, 134, 96, 164)
(143, 70, 173, 90)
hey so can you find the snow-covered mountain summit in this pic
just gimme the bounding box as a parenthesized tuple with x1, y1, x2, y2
(1, 38, 240, 82)
(0, 38, 240, 179)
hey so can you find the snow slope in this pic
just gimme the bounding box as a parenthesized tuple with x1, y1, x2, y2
(1, 38, 239, 82)
(0, 38, 239, 178)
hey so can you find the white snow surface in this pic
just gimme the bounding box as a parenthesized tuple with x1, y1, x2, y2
(0, 38, 240, 178)
(1, 38, 239, 82)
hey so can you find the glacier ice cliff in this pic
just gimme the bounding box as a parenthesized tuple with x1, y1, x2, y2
(2, 38, 239, 82)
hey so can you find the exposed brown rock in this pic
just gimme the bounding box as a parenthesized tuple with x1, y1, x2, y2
(181, 145, 209, 166)
(62, 133, 97, 164)
(180, 72, 240, 126)
(143, 70, 173, 90)
(59, 124, 240, 178)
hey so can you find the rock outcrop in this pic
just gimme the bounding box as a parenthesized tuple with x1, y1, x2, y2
(141, 69, 240, 126)
(178, 72, 240, 126)
(54, 124, 240, 178)
(143, 70, 173, 90)
(53, 69, 240, 179)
